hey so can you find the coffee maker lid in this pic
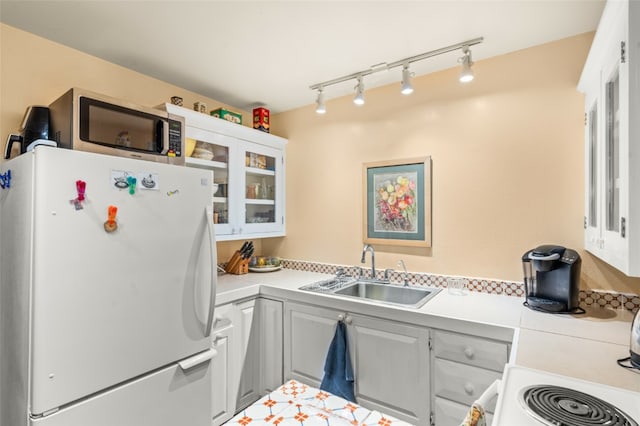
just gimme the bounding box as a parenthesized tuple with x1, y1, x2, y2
(532, 245, 566, 257)
(528, 245, 566, 262)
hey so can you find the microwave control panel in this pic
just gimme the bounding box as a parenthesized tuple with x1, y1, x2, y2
(168, 119, 182, 157)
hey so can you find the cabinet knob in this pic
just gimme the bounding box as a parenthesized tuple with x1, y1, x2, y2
(345, 315, 353, 325)
(463, 346, 475, 359)
(338, 314, 345, 322)
(464, 383, 475, 396)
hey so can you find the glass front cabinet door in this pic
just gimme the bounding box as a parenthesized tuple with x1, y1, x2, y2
(579, 0, 639, 276)
(242, 144, 284, 235)
(165, 104, 287, 241)
(185, 127, 237, 238)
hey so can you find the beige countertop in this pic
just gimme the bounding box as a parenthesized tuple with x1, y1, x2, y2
(216, 268, 640, 392)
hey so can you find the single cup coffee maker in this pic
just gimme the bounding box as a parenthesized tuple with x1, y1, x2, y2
(521, 245, 583, 314)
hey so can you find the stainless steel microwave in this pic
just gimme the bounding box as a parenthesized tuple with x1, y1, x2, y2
(49, 88, 185, 165)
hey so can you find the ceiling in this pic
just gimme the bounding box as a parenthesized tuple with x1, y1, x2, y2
(1, 1, 605, 114)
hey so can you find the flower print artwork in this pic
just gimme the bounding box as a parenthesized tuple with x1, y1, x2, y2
(364, 157, 431, 247)
(373, 173, 418, 233)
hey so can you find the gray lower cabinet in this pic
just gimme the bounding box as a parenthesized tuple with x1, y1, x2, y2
(284, 302, 339, 386)
(212, 297, 283, 426)
(433, 396, 493, 426)
(236, 298, 284, 411)
(284, 302, 430, 426)
(211, 304, 236, 426)
(259, 298, 285, 395)
(430, 330, 510, 426)
(215, 295, 510, 426)
(349, 312, 430, 425)
(236, 299, 261, 410)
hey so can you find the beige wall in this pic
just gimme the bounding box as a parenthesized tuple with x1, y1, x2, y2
(0, 24, 251, 139)
(266, 33, 640, 294)
(0, 23, 259, 259)
(2, 24, 638, 293)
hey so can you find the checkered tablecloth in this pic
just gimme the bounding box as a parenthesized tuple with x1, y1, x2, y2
(226, 380, 413, 426)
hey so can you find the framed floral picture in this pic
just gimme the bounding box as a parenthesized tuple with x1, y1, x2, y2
(363, 157, 432, 247)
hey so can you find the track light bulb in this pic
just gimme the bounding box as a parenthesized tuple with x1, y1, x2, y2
(459, 47, 474, 83)
(353, 76, 365, 105)
(401, 64, 413, 95)
(315, 89, 326, 114)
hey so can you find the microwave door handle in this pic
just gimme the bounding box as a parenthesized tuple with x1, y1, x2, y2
(157, 120, 169, 155)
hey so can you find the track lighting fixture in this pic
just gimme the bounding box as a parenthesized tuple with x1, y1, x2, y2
(353, 76, 365, 105)
(315, 88, 326, 114)
(459, 46, 474, 83)
(310, 37, 482, 113)
(401, 63, 413, 95)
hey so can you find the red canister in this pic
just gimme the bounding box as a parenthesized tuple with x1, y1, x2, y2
(253, 107, 270, 133)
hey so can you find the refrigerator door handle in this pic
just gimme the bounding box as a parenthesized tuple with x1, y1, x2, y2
(204, 206, 217, 337)
(178, 348, 217, 371)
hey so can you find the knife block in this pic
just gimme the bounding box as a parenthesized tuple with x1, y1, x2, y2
(225, 251, 249, 275)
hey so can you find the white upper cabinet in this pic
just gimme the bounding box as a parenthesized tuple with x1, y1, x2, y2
(578, 0, 640, 276)
(164, 104, 287, 241)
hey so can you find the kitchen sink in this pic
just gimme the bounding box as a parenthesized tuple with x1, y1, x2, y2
(333, 281, 440, 308)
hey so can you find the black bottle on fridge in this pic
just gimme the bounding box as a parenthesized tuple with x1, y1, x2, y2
(522, 245, 582, 314)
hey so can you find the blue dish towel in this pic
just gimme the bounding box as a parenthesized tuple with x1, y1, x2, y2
(320, 321, 356, 402)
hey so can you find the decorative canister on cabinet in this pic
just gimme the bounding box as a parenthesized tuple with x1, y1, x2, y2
(253, 107, 270, 133)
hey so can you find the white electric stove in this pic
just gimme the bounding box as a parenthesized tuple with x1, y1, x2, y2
(492, 365, 640, 426)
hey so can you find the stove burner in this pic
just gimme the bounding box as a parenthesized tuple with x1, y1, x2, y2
(558, 398, 590, 416)
(519, 385, 638, 426)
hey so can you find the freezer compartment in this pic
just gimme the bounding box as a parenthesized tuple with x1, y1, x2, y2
(31, 354, 212, 426)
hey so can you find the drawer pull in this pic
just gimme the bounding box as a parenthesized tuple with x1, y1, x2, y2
(213, 316, 231, 330)
(464, 383, 475, 396)
(463, 346, 475, 359)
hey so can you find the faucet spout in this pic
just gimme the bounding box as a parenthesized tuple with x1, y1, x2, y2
(397, 259, 409, 286)
(361, 244, 376, 279)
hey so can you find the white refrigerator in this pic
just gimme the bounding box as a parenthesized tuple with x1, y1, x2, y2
(0, 147, 217, 426)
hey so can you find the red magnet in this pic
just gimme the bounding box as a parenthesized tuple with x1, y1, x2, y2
(70, 180, 87, 210)
(76, 180, 86, 201)
(104, 205, 118, 233)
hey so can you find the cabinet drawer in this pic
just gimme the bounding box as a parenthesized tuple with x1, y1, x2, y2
(433, 330, 508, 371)
(433, 358, 500, 411)
(434, 397, 493, 426)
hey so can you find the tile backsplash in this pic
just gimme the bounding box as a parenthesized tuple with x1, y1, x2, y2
(281, 259, 640, 313)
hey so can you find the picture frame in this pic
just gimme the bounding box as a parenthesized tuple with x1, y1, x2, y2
(363, 156, 432, 247)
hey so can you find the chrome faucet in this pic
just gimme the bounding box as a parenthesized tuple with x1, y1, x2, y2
(361, 244, 376, 279)
(397, 259, 409, 286)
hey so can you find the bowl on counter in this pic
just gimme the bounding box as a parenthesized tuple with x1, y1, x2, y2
(248, 256, 281, 272)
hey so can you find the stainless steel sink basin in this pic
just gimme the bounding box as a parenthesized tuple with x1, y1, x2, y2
(333, 281, 440, 308)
